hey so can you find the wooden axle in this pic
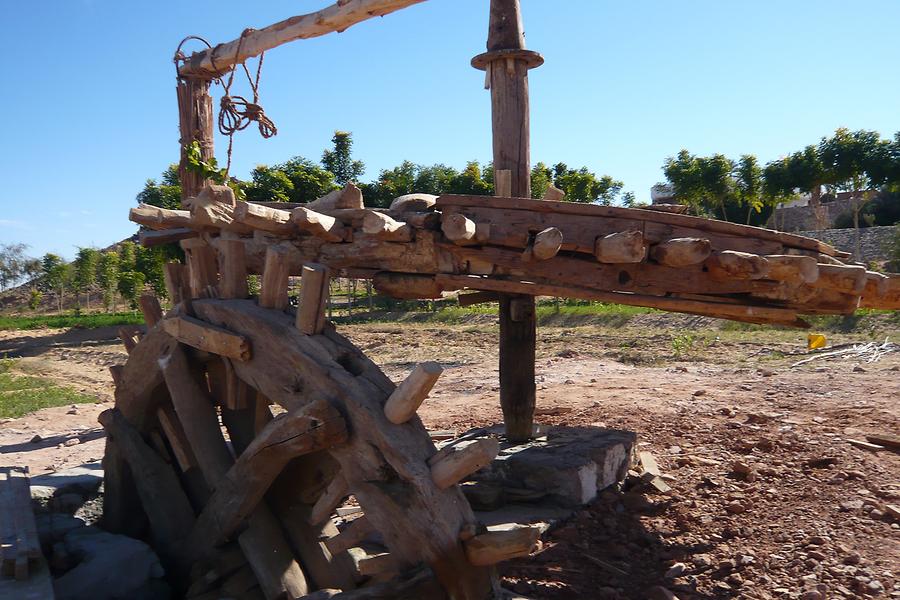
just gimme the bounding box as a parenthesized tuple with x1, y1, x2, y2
(383, 362, 443, 424)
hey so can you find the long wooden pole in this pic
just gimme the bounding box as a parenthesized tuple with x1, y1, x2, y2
(476, 0, 543, 442)
(178, 0, 427, 78)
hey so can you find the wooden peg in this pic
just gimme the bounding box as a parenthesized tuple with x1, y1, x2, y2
(260, 246, 291, 310)
(384, 362, 443, 424)
(705, 251, 770, 280)
(429, 438, 499, 489)
(523, 227, 562, 261)
(297, 263, 330, 335)
(649, 237, 712, 267)
(442, 213, 477, 244)
(218, 239, 249, 299)
(138, 294, 163, 328)
(362, 211, 413, 242)
(291, 207, 348, 242)
(594, 230, 647, 264)
(764, 255, 819, 285)
(463, 526, 541, 566)
(542, 185, 564, 201)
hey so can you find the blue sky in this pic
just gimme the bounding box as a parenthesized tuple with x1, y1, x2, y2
(1, 0, 898, 259)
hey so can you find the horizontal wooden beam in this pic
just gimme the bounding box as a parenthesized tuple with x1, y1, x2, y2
(161, 315, 251, 361)
(178, 0, 428, 77)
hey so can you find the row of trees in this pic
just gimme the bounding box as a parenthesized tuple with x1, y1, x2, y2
(662, 128, 900, 229)
(138, 131, 634, 211)
(0, 241, 174, 312)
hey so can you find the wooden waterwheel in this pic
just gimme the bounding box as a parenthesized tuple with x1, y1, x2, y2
(101, 258, 523, 600)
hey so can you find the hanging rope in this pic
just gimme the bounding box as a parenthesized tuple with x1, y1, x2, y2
(209, 29, 278, 176)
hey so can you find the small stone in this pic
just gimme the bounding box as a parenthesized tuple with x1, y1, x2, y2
(644, 585, 679, 600)
(719, 558, 737, 571)
(800, 592, 823, 600)
(844, 552, 862, 565)
(840, 499, 864, 512)
(64, 437, 81, 447)
(758, 368, 775, 377)
(867, 580, 885, 594)
(693, 554, 713, 568)
(693, 390, 706, 397)
(66, 406, 79, 415)
(853, 365, 866, 373)
(726, 500, 747, 514)
(808, 550, 827, 561)
(665, 562, 687, 578)
(30, 434, 42, 443)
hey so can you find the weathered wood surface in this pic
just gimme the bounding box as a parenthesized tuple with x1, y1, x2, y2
(178, 1, 428, 77)
(160, 344, 309, 599)
(187, 400, 347, 555)
(162, 315, 251, 361)
(384, 362, 443, 424)
(297, 263, 330, 335)
(463, 526, 541, 566)
(191, 299, 493, 599)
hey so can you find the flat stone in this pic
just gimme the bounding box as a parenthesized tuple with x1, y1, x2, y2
(31, 463, 103, 502)
(54, 526, 169, 600)
(450, 425, 636, 508)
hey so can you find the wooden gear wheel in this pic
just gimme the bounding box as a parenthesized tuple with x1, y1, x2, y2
(101, 271, 523, 600)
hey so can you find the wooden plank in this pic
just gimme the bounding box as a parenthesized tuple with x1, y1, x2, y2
(260, 246, 291, 310)
(187, 399, 346, 556)
(324, 517, 375, 555)
(161, 315, 251, 361)
(139, 227, 198, 247)
(218, 239, 249, 300)
(436, 194, 844, 257)
(437, 274, 810, 328)
(139, 294, 163, 328)
(297, 264, 330, 335)
(130, 204, 193, 230)
(178, 0, 428, 77)
(463, 526, 541, 566)
(157, 404, 199, 472)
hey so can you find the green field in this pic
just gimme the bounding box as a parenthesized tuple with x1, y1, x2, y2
(0, 359, 97, 418)
(0, 311, 144, 331)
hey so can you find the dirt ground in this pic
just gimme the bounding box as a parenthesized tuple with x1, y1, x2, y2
(1, 316, 898, 599)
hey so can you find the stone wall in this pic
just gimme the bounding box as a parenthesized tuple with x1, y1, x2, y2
(796, 226, 898, 263)
(769, 197, 855, 232)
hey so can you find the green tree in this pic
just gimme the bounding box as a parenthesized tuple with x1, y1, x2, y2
(530, 163, 553, 199)
(72, 247, 100, 309)
(41, 253, 70, 312)
(117, 271, 146, 310)
(449, 161, 492, 196)
(136, 165, 182, 209)
(321, 131, 365, 185)
(135, 246, 170, 299)
(118, 241, 137, 273)
(97, 251, 120, 312)
(664, 151, 735, 219)
(273, 157, 338, 203)
(244, 165, 294, 203)
(732, 154, 772, 225)
(819, 128, 883, 259)
(0, 243, 30, 291)
(552, 163, 624, 204)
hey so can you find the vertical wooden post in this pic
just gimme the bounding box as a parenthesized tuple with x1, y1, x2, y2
(176, 76, 214, 202)
(473, 0, 543, 442)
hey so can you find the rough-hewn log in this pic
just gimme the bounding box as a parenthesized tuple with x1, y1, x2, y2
(594, 230, 646, 264)
(650, 237, 712, 267)
(234, 202, 294, 235)
(373, 272, 443, 299)
(363, 212, 413, 242)
(130, 204, 193, 230)
(441, 213, 477, 243)
(705, 251, 770, 280)
(494, 169, 512, 198)
(98, 409, 195, 560)
(178, 1, 428, 77)
(292, 207, 347, 242)
(765, 254, 819, 285)
(160, 345, 309, 598)
(309, 475, 349, 527)
(458, 291, 500, 306)
(176, 76, 214, 200)
(523, 227, 562, 261)
(188, 185, 252, 234)
(389, 194, 437, 213)
(259, 246, 291, 310)
(187, 400, 347, 555)
(297, 263, 330, 335)
(324, 517, 375, 556)
(542, 184, 564, 201)
(139, 294, 163, 328)
(184, 241, 219, 298)
(816, 263, 868, 295)
(429, 438, 500, 490)
(436, 274, 810, 328)
(384, 362, 443, 424)
(308, 183, 364, 211)
(140, 227, 199, 247)
(218, 239, 249, 300)
(118, 327, 140, 354)
(163, 262, 189, 306)
(191, 299, 492, 598)
(157, 404, 198, 472)
(161, 315, 251, 361)
(463, 526, 541, 566)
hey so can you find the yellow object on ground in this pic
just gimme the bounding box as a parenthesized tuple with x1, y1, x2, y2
(808, 333, 827, 350)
